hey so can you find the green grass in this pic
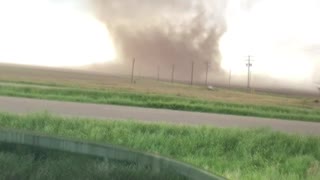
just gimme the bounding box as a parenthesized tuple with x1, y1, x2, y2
(0, 112, 319, 179)
(1, 85, 320, 122)
(0, 143, 185, 180)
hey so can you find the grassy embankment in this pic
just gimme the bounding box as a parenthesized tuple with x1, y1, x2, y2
(0, 112, 319, 179)
(0, 84, 320, 122)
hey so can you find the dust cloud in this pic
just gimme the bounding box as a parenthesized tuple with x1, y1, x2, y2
(87, 0, 227, 82)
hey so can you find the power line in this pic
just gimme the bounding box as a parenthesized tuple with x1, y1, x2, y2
(131, 58, 135, 84)
(191, 61, 194, 85)
(229, 68, 232, 87)
(245, 55, 253, 91)
(157, 66, 160, 81)
(205, 62, 209, 86)
(171, 64, 175, 83)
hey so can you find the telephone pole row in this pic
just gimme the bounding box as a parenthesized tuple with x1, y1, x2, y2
(131, 61, 213, 86)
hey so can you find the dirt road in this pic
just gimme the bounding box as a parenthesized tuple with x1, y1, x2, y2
(0, 96, 319, 135)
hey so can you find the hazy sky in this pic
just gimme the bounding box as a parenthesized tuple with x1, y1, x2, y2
(221, 0, 320, 83)
(0, 0, 116, 67)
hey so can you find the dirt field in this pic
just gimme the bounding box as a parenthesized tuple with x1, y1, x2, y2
(0, 63, 319, 109)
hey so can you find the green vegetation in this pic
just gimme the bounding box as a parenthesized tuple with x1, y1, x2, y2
(1, 63, 319, 107)
(0, 143, 185, 180)
(0, 112, 319, 179)
(1, 85, 320, 122)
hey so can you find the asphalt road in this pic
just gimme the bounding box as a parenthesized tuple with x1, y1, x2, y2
(0, 96, 319, 135)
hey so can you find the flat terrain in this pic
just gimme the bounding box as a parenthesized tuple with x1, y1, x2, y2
(1, 64, 320, 122)
(0, 63, 319, 109)
(1, 96, 319, 135)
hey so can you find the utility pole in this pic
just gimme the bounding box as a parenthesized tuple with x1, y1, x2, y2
(245, 55, 253, 91)
(229, 68, 232, 87)
(191, 61, 194, 85)
(205, 62, 209, 86)
(131, 58, 135, 84)
(171, 64, 175, 83)
(157, 66, 160, 81)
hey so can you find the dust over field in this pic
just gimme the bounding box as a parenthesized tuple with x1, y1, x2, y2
(0, 63, 319, 109)
(0, 64, 320, 122)
(0, 112, 319, 180)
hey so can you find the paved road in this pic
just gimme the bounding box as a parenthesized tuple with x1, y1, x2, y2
(0, 96, 319, 135)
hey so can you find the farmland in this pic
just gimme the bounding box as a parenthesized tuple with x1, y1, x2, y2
(0, 64, 320, 122)
(0, 63, 319, 108)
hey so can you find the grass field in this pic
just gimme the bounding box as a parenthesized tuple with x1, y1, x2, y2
(0, 63, 319, 108)
(1, 63, 320, 122)
(0, 112, 319, 179)
(0, 143, 185, 180)
(1, 84, 320, 122)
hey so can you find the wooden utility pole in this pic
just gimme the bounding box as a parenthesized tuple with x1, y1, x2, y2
(171, 64, 175, 83)
(191, 61, 194, 85)
(131, 58, 136, 84)
(229, 68, 232, 87)
(157, 66, 160, 81)
(205, 62, 209, 86)
(245, 55, 253, 90)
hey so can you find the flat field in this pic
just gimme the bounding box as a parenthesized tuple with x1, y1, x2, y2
(1, 64, 320, 122)
(0, 112, 319, 180)
(0, 63, 319, 108)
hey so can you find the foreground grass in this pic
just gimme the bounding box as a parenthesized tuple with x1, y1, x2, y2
(0, 113, 319, 179)
(1, 85, 320, 122)
(0, 143, 185, 180)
